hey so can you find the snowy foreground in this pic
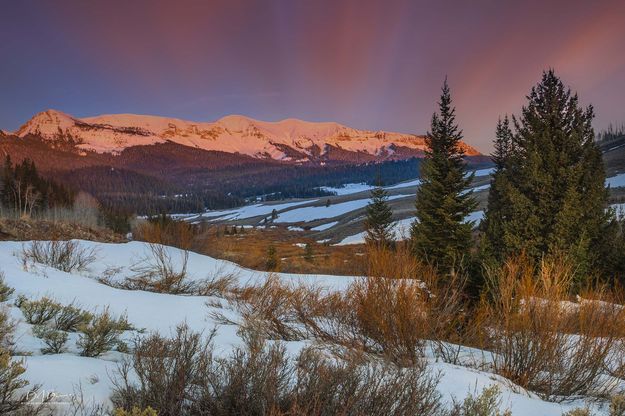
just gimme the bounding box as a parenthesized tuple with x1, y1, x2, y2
(0, 240, 608, 415)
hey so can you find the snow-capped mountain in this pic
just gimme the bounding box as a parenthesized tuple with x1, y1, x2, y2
(15, 109, 481, 161)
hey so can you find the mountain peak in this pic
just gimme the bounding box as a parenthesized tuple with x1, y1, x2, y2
(16, 109, 77, 137)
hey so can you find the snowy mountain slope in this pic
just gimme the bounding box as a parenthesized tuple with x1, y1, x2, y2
(14, 109, 481, 161)
(0, 240, 598, 414)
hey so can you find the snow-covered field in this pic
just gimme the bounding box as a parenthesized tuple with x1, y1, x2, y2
(607, 172, 625, 188)
(274, 194, 409, 224)
(0, 240, 608, 414)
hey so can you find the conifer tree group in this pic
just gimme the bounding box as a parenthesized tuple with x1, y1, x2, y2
(1, 156, 74, 216)
(481, 70, 611, 278)
(402, 70, 616, 285)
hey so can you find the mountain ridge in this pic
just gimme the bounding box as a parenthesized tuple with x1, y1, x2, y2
(13, 109, 482, 162)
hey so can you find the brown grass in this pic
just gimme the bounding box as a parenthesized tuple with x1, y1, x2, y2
(196, 226, 366, 275)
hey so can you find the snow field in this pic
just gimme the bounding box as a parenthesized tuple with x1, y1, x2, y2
(0, 240, 611, 414)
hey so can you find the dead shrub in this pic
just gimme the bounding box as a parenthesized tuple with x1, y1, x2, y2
(478, 256, 625, 401)
(111, 325, 445, 416)
(196, 268, 239, 297)
(111, 325, 214, 416)
(216, 274, 311, 341)
(125, 244, 193, 294)
(298, 245, 472, 367)
(21, 240, 97, 273)
(134, 218, 195, 250)
(218, 246, 472, 367)
(342, 274, 429, 366)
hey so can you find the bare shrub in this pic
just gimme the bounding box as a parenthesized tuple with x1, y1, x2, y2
(341, 274, 429, 365)
(111, 325, 214, 415)
(478, 256, 625, 401)
(286, 347, 444, 416)
(218, 274, 314, 341)
(111, 325, 445, 416)
(77, 309, 130, 357)
(125, 244, 193, 294)
(19, 297, 62, 325)
(62, 382, 109, 416)
(219, 246, 471, 367)
(134, 218, 194, 250)
(296, 245, 451, 366)
(449, 385, 511, 416)
(328, 245, 473, 366)
(0, 272, 15, 302)
(21, 240, 97, 273)
(32, 325, 68, 354)
(196, 268, 239, 297)
(53, 303, 93, 332)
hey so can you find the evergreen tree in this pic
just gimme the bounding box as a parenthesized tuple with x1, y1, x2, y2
(364, 185, 395, 247)
(411, 79, 477, 273)
(266, 245, 279, 271)
(481, 116, 516, 260)
(484, 70, 611, 278)
(303, 243, 314, 262)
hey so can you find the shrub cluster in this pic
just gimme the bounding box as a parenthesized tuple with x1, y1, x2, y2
(111, 325, 445, 416)
(477, 257, 625, 401)
(124, 244, 193, 294)
(21, 240, 97, 273)
(77, 309, 131, 357)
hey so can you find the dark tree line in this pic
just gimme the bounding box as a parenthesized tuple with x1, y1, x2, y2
(1, 156, 74, 215)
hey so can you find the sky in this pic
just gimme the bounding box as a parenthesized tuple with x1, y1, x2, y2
(1, 0, 624, 152)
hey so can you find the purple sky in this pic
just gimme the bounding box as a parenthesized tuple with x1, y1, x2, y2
(1, 0, 624, 152)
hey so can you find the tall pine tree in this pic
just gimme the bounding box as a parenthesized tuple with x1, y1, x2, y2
(411, 79, 477, 273)
(483, 70, 611, 278)
(364, 185, 395, 247)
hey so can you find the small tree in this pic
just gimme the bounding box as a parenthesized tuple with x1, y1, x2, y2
(364, 186, 395, 248)
(266, 245, 279, 271)
(303, 243, 314, 262)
